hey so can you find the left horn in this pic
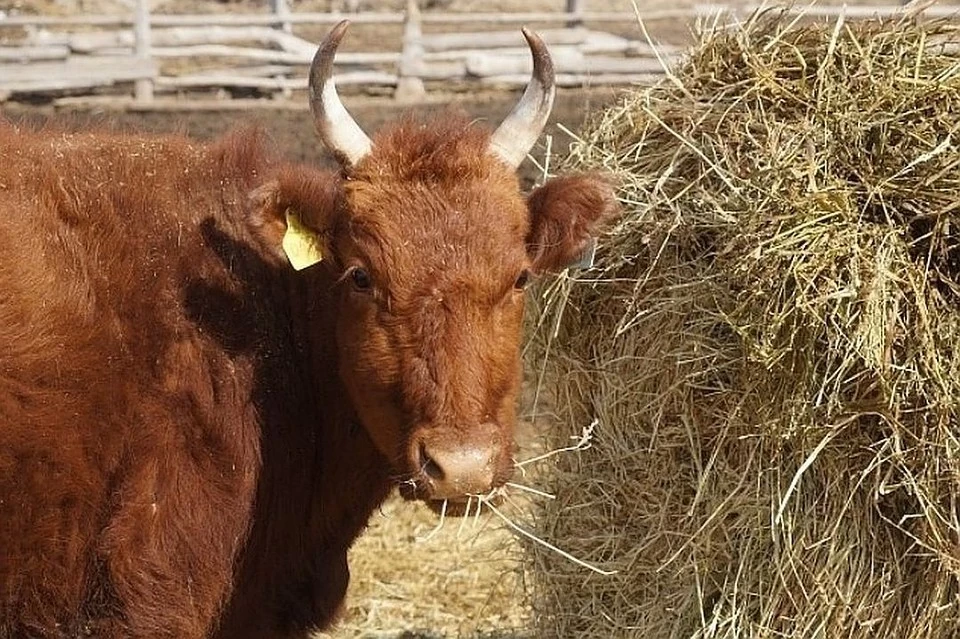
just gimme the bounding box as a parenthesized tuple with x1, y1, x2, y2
(308, 20, 373, 168)
(488, 28, 556, 168)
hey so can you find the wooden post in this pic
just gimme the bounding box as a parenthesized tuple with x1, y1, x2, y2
(133, 0, 153, 102)
(270, 0, 293, 98)
(566, 0, 584, 28)
(394, 0, 425, 102)
(270, 0, 292, 34)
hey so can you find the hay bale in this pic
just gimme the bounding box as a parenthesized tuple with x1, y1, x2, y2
(526, 14, 960, 638)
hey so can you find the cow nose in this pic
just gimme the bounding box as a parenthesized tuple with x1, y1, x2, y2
(414, 428, 501, 500)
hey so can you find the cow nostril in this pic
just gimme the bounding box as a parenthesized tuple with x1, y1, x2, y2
(418, 443, 444, 482)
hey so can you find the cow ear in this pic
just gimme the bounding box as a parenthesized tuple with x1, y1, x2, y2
(247, 167, 341, 271)
(525, 173, 619, 273)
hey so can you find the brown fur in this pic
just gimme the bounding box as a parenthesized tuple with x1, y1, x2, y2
(0, 111, 616, 638)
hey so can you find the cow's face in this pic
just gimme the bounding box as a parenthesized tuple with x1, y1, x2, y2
(333, 128, 620, 507)
(251, 22, 616, 508)
(332, 141, 529, 505)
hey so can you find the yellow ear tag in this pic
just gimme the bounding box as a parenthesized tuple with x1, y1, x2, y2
(282, 209, 323, 271)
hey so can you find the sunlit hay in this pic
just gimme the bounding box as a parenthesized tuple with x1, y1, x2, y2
(474, 429, 617, 579)
(321, 493, 530, 639)
(524, 12, 960, 639)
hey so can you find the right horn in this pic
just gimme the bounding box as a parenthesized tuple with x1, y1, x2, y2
(308, 20, 373, 168)
(487, 28, 556, 169)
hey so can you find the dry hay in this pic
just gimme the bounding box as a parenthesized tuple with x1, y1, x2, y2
(525, 12, 960, 639)
(320, 493, 530, 639)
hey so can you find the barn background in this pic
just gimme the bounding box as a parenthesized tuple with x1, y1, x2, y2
(3, 0, 958, 638)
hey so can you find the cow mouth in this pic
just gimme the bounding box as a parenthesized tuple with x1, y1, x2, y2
(397, 481, 504, 517)
(424, 494, 504, 518)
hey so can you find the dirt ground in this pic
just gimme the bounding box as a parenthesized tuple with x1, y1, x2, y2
(3, 85, 621, 182)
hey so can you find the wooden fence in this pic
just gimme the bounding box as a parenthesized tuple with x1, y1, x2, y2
(0, 0, 956, 105)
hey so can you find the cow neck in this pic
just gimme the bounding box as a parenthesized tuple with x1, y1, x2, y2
(217, 265, 393, 636)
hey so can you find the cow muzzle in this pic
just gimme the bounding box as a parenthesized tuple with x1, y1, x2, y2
(405, 423, 506, 502)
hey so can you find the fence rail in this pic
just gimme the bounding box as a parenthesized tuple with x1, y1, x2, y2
(0, 0, 954, 105)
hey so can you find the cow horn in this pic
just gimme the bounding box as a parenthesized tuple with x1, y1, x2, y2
(309, 21, 373, 168)
(488, 28, 556, 168)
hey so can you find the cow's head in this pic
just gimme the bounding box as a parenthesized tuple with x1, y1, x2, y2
(253, 22, 616, 509)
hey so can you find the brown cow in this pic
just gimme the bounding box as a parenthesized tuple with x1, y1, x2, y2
(0, 21, 616, 639)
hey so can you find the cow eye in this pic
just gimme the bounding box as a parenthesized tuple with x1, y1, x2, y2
(349, 267, 372, 291)
(514, 269, 531, 290)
